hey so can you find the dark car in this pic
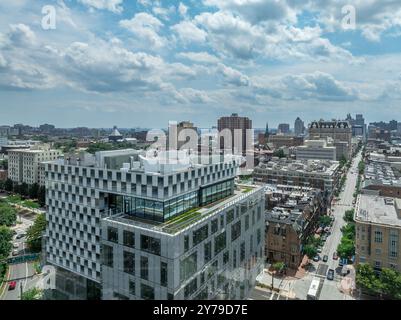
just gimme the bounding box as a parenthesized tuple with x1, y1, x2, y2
(327, 269, 335, 281)
(8, 281, 16, 290)
(323, 255, 328, 262)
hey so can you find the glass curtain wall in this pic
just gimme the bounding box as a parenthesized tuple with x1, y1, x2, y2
(200, 179, 234, 206)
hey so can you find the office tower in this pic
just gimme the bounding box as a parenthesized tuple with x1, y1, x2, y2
(217, 113, 252, 155)
(265, 122, 269, 139)
(294, 117, 305, 136)
(308, 120, 352, 160)
(44, 149, 265, 300)
(277, 123, 290, 135)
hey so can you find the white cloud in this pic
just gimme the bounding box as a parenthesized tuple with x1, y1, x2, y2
(177, 51, 220, 64)
(217, 63, 250, 86)
(77, 0, 124, 13)
(120, 13, 166, 49)
(178, 2, 188, 17)
(171, 20, 207, 44)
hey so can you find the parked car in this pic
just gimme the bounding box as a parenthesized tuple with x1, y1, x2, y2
(327, 269, 335, 280)
(317, 247, 322, 253)
(12, 249, 18, 256)
(323, 255, 329, 262)
(313, 255, 320, 262)
(13, 243, 19, 249)
(333, 252, 339, 260)
(16, 233, 25, 239)
(8, 281, 16, 290)
(339, 258, 347, 267)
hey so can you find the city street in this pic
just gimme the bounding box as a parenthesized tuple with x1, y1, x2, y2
(254, 151, 362, 300)
(0, 201, 40, 300)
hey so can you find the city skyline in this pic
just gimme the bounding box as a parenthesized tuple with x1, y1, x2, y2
(1, 1, 401, 127)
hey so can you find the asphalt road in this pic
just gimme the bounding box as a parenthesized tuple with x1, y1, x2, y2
(1, 209, 38, 300)
(312, 151, 362, 299)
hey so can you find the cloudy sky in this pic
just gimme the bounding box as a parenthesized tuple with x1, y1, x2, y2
(1, 0, 401, 129)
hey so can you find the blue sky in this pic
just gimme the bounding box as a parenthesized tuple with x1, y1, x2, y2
(1, 0, 401, 128)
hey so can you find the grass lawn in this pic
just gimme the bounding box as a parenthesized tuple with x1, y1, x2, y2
(5, 195, 39, 209)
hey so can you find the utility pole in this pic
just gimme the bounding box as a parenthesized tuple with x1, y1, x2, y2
(20, 282, 23, 300)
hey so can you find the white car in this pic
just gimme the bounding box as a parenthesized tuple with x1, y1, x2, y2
(12, 249, 19, 256)
(13, 243, 19, 249)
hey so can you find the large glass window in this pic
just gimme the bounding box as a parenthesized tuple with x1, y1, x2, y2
(123, 251, 135, 275)
(141, 284, 154, 300)
(140, 256, 149, 280)
(123, 230, 135, 248)
(141, 235, 161, 256)
(107, 227, 118, 243)
(180, 252, 198, 282)
(374, 230, 383, 243)
(103, 245, 113, 267)
(204, 242, 212, 264)
(226, 209, 234, 224)
(161, 262, 168, 287)
(184, 278, 198, 299)
(240, 242, 245, 262)
(231, 221, 241, 242)
(129, 280, 136, 296)
(214, 231, 226, 256)
(193, 225, 209, 246)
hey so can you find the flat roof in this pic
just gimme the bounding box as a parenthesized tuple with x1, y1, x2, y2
(355, 194, 401, 227)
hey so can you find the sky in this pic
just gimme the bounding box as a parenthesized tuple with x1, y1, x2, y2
(1, 0, 401, 129)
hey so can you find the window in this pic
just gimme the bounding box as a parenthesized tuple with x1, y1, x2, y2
(123, 230, 135, 248)
(193, 225, 209, 246)
(129, 280, 136, 296)
(180, 252, 197, 282)
(245, 215, 249, 231)
(257, 228, 261, 245)
(223, 251, 229, 265)
(374, 261, 381, 270)
(141, 235, 161, 255)
(231, 221, 241, 242)
(374, 230, 383, 243)
(103, 245, 113, 267)
(211, 219, 218, 234)
(389, 230, 398, 258)
(140, 256, 149, 280)
(123, 251, 135, 275)
(226, 209, 234, 224)
(240, 242, 245, 262)
(214, 231, 226, 255)
(220, 215, 225, 228)
(204, 242, 212, 264)
(161, 262, 168, 287)
(141, 284, 154, 300)
(184, 278, 198, 299)
(184, 235, 190, 252)
(107, 227, 118, 243)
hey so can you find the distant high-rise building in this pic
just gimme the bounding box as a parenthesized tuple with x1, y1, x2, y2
(265, 122, 269, 139)
(294, 117, 305, 136)
(277, 123, 290, 134)
(176, 121, 198, 150)
(217, 113, 252, 155)
(308, 120, 352, 160)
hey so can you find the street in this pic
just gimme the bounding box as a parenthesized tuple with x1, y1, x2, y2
(253, 150, 362, 300)
(0, 201, 40, 300)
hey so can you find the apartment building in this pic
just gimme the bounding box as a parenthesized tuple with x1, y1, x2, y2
(269, 135, 304, 149)
(354, 194, 401, 272)
(217, 113, 252, 155)
(44, 149, 265, 300)
(265, 185, 328, 269)
(8, 148, 61, 186)
(296, 140, 336, 161)
(253, 159, 340, 197)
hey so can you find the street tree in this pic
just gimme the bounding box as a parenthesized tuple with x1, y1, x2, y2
(26, 213, 46, 252)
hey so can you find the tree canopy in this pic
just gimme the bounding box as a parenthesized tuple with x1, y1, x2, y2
(26, 213, 46, 252)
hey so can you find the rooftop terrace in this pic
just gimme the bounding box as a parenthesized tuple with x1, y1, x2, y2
(104, 184, 262, 235)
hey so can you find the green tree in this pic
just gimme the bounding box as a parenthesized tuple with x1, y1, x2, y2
(319, 215, 331, 227)
(21, 287, 42, 300)
(340, 155, 347, 168)
(4, 178, 13, 192)
(20, 183, 29, 197)
(356, 264, 383, 296)
(272, 262, 286, 273)
(380, 268, 401, 299)
(337, 237, 354, 259)
(0, 202, 17, 226)
(343, 209, 355, 223)
(38, 186, 46, 207)
(358, 161, 365, 175)
(0, 226, 12, 260)
(341, 223, 355, 240)
(303, 245, 317, 260)
(29, 183, 39, 199)
(273, 149, 286, 158)
(26, 213, 46, 252)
